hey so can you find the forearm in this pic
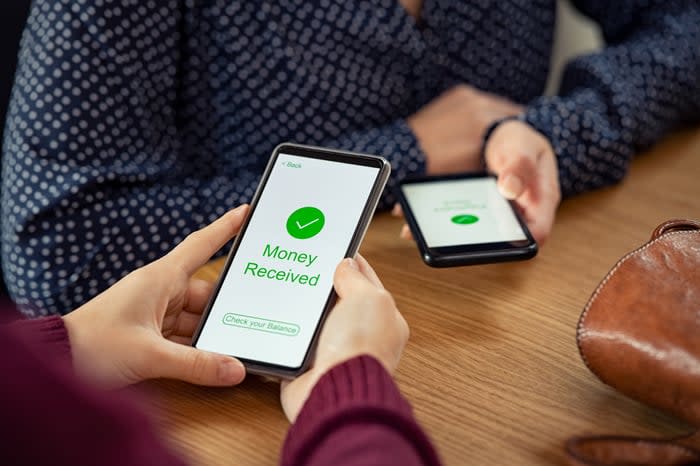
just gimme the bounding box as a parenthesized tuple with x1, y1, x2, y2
(8, 315, 72, 362)
(524, 1, 700, 197)
(1, 0, 190, 316)
(1, 173, 260, 317)
(1, 315, 187, 466)
(282, 356, 441, 466)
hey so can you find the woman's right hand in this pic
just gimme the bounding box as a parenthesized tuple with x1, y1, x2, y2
(280, 255, 409, 422)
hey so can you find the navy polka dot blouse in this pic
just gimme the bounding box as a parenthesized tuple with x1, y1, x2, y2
(3, 0, 699, 316)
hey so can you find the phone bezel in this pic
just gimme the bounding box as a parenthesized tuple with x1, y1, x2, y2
(397, 172, 537, 267)
(192, 143, 391, 378)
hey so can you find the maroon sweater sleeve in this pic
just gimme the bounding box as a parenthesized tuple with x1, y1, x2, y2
(0, 316, 186, 466)
(3, 315, 440, 466)
(281, 355, 442, 466)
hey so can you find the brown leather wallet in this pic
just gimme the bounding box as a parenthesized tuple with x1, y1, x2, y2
(568, 219, 700, 466)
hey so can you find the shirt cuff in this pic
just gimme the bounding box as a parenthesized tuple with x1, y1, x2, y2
(8, 315, 73, 364)
(523, 95, 630, 198)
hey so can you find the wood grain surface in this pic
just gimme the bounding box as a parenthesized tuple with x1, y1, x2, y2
(146, 129, 700, 466)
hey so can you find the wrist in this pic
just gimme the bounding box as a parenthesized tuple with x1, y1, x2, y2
(282, 355, 415, 464)
(282, 352, 397, 423)
(10, 315, 73, 364)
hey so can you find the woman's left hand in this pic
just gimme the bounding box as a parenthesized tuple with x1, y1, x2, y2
(397, 119, 561, 245)
(63, 205, 250, 389)
(483, 119, 561, 244)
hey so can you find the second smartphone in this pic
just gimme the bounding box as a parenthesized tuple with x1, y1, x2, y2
(397, 172, 537, 267)
(192, 143, 390, 378)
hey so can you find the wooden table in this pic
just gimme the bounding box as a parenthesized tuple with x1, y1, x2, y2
(149, 129, 700, 465)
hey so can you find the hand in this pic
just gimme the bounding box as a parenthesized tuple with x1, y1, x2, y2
(396, 120, 561, 244)
(280, 255, 409, 422)
(484, 120, 561, 244)
(407, 84, 523, 174)
(63, 205, 250, 389)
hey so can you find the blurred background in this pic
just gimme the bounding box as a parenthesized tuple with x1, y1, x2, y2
(547, 1, 602, 95)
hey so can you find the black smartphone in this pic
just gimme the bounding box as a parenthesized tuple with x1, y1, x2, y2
(192, 143, 390, 379)
(397, 172, 537, 267)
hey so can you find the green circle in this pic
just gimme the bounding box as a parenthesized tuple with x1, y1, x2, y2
(451, 214, 479, 225)
(286, 206, 325, 239)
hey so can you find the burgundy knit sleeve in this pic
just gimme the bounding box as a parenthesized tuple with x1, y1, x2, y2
(8, 315, 73, 362)
(281, 355, 442, 466)
(0, 316, 187, 466)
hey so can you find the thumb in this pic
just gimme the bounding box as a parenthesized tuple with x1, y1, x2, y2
(154, 340, 246, 386)
(333, 258, 374, 299)
(485, 121, 542, 200)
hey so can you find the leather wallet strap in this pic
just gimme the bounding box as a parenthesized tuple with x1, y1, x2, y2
(566, 432, 700, 466)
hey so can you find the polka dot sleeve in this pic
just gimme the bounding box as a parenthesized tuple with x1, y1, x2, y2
(1, 1, 428, 317)
(5, 0, 698, 317)
(1, 0, 249, 316)
(523, 0, 700, 198)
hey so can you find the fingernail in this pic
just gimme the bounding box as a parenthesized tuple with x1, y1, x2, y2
(391, 204, 401, 217)
(346, 258, 359, 270)
(499, 175, 523, 199)
(400, 224, 411, 240)
(219, 358, 245, 384)
(231, 204, 246, 214)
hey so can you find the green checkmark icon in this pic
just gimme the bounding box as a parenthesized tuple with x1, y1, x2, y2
(286, 206, 325, 239)
(451, 214, 479, 225)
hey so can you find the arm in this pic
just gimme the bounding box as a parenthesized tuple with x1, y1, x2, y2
(1, 0, 431, 317)
(523, 0, 700, 197)
(280, 257, 441, 466)
(1, 210, 259, 463)
(327, 78, 532, 210)
(0, 316, 186, 466)
(282, 356, 441, 466)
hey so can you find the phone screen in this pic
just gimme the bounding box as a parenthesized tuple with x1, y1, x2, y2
(401, 177, 527, 248)
(195, 152, 381, 370)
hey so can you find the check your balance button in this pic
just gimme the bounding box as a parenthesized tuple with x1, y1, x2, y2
(222, 313, 300, 337)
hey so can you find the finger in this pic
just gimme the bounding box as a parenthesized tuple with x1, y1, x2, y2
(155, 340, 246, 386)
(391, 203, 403, 217)
(170, 311, 203, 338)
(485, 123, 540, 200)
(355, 254, 385, 289)
(518, 155, 560, 244)
(490, 150, 538, 201)
(333, 258, 376, 299)
(400, 224, 413, 241)
(184, 279, 215, 314)
(485, 121, 560, 244)
(168, 205, 249, 276)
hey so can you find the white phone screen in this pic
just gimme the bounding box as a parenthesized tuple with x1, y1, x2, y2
(195, 154, 380, 368)
(401, 177, 527, 248)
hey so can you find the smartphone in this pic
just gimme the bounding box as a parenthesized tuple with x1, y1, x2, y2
(192, 143, 390, 378)
(397, 172, 537, 267)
